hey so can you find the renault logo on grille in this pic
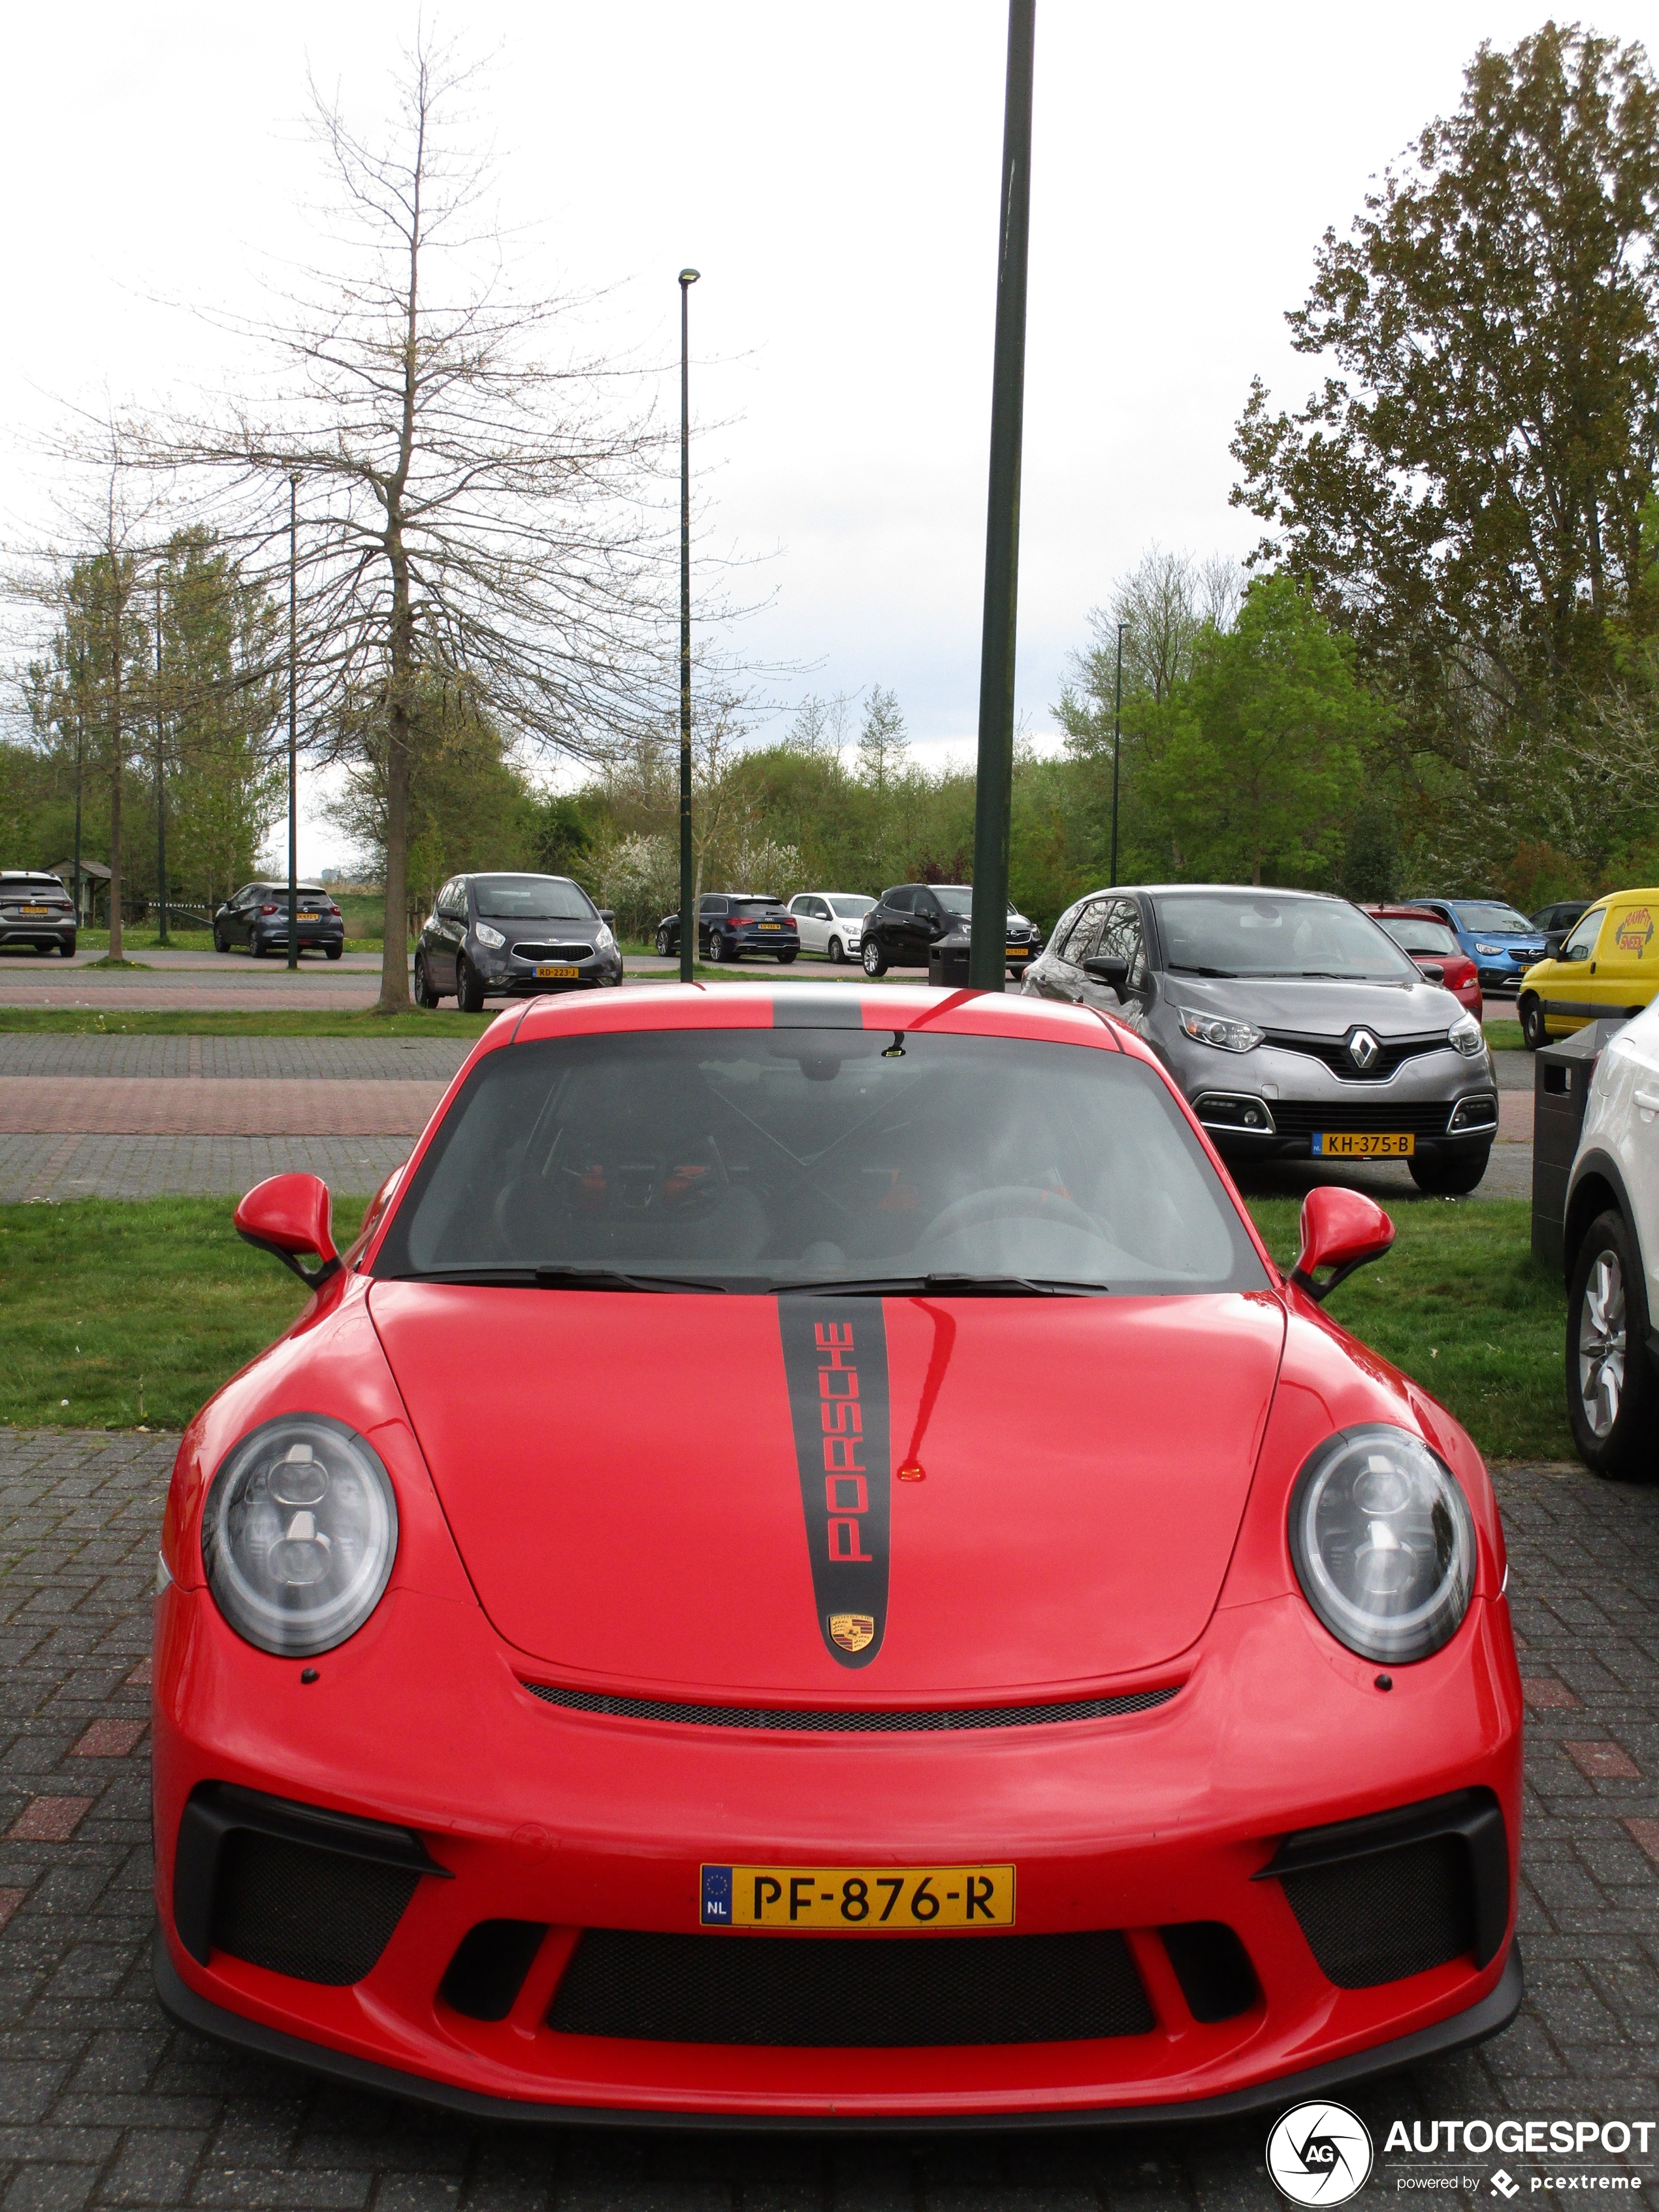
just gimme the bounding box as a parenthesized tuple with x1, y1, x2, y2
(1347, 1028, 1381, 1070)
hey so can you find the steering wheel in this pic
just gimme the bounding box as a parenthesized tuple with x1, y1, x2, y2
(920, 1185, 1099, 1246)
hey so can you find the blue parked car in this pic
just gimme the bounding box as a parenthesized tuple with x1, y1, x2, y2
(1404, 897, 1549, 995)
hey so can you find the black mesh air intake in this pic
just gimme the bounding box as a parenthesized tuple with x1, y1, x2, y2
(523, 1680, 1177, 1732)
(547, 1928, 1153, 2046)
(211, 1831, 419, 1985)
(1280, 1835, 1475, 1989)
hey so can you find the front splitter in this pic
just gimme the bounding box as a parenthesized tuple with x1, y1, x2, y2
(152, 1927, 1522, 2135)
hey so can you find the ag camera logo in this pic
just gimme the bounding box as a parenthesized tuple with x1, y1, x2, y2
(1267, 2101, 1375, 2204)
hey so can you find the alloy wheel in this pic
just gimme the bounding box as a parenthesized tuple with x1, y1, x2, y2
(1579, 1252, 1628, 1439)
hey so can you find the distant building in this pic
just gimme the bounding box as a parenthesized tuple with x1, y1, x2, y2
(44, 859, 110, 923)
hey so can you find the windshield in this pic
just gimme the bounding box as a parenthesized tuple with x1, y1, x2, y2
(1378, 918, 1458, 957)
(1153, 893, 1417, 981)
(375, 1031, 1266, 1296)
(829, 896, 875, 917)
(1451, 902, 1534, 934)
(474, 874, 595, 922)
(728, 897, 786, 916)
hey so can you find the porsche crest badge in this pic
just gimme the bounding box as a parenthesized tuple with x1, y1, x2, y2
(830, 1612, 876, 1653)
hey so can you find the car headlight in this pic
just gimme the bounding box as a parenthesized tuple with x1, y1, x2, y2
(593, 921, 615, 954)
(474, 922, 506, 949)
(1289, 1426, 1475, 1664)
(1474, 940, 1506, 957)
(1178, 1006, 1263, 1053)
(1448, 1011, 1485, 1055)
(201, 1415, 398, 1656)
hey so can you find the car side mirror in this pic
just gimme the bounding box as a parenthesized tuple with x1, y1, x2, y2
(1419, 962, 1445, 982)
(234, 1173, 342, 1290)
(598, 908, 616, 927)
(1290, 1186, 1394, 1303)
(1082, 955, 1131, 991)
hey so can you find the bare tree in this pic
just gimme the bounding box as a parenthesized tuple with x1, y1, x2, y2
(149, 35, 676, 1010)
(1056, 543, 1244, 746)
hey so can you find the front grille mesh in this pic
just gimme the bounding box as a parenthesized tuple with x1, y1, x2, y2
(1281, 1836, 1475, 1988)
(210, 1831, 419, 1985)
(548, 1927, 1154, 2045)
(510, 942, 593, 963)
(522, 1682, 1178, 1732)
(1271, 1101, 1455, 1137)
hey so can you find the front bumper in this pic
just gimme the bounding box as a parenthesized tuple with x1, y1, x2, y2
(1474, 953, 1544, 993)
(483, 949, 624, 993)
(1165, 1039, 1499, 1162)
(153, 1573, 1522, 2123)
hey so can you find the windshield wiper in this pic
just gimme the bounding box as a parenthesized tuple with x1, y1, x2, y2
(1167, 963, 1237, 978)
(776, 1272, 1108, 1298)
(389, 1263, 731, 1293)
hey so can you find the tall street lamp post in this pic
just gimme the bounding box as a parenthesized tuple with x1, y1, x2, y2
(154, 570, 169, 945)
(287, 473, 300, 972)
(1110, 619, 1125, 888)
(678, 268, 700, 986)
(968, 0, 1037, 991)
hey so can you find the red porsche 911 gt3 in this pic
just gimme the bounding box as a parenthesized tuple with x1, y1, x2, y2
(152, 984, 1522, 2127)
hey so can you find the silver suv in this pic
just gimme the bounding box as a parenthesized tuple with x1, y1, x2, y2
(1022, 885, 1496, 1194)
(0, 872, 76, 956)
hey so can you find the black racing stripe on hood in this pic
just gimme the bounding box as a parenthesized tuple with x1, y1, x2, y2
(771, 989, 865, 1028)
(779, 1300, 891, 1668)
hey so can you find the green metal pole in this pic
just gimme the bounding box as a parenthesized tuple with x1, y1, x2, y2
(1110, 620, 1124, 887)
(968, 0, 1035, 992)
(155, 570, 169, 944)
(287, 475, 299, 971)
(678, 268, 700, 984)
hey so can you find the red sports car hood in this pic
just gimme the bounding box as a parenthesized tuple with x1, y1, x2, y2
(369, 1283, 1286, 1701)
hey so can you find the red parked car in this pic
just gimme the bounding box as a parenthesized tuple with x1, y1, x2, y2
(1364, 905, 1484, 1021)
(152, 984, 1521, 2126)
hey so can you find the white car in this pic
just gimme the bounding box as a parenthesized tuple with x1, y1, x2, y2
(786, 891, 875, 964)
(1564, 997, 1659, 1473)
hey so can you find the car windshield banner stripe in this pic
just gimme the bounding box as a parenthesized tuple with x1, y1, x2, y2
(779, 1300, 891, 1668)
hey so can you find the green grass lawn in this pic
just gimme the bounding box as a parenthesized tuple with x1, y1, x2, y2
(1484, 1019, 1524, 1051)
(0, 1006, 495, 1038)
(0, 1191, 1571, 1457)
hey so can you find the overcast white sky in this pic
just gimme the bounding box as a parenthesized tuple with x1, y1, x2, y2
(1, 1, 1644, 871)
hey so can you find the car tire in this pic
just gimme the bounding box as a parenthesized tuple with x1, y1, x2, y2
(1567, 1210, 1658, 1479)
(326, 942, 343, 961)
(1408, 1146, 1490, 1196)
(828, 936, 846, 965)
(214, 927, 229, 953)
(63, 936, 76, 958)
(413, 951, 441, 1010)
(457, 955, 487, 1014)
(862, 940, 888, 976)
(656, 926, 673, 957)
(251, 938, 267, 959)
(1519, 993, 1547, 1051)
(777, 949, 797, 965)
(707, 934, 726, 963)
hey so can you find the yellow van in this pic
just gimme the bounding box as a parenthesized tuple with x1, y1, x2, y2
(1517, 888, 1659, 1048)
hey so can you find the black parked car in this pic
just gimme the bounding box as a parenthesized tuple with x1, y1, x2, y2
(859, 883, 1042, 976)
(654, 893, 799, 963)
(213, 882, 344, 959)
(415, 873, 623, 1011)
(0, 872, 76, 955)
(1532, 898, 1596, 957)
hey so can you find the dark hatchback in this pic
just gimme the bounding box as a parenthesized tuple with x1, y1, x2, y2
(213, 883, 344, 958)
(415, 873, 623, 1010)
(0, 872, 76, 955)
(654, 893, 799, 963)
(859, 883, 1042, 976)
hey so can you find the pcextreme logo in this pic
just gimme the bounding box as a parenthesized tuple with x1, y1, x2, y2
(1268, 2102, 1375, 2204)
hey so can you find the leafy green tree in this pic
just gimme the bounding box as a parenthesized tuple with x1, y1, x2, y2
(1232, 23, 1659, 754)
(1137, 577, 1388, 886)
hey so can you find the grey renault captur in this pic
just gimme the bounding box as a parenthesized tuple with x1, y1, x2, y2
(1022, 884, 1498, 1194)
(414, 873, 623, 1011)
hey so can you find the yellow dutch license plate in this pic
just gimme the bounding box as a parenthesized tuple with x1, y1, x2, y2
(701, 1862, 1014, 1931)
(1312, 1132, 1415, 1158)
(535, 964, 579, 979)
(20, 906, 49, 917)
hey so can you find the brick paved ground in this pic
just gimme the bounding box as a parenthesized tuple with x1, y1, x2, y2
(0, 1138, 411, 1203)
(3, 1430, 1658, 2206)
(0, 1044, 468, 1082)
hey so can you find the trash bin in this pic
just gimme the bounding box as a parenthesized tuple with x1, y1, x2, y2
(927, 935, 972, 989)
(1531, 1018, 1630, 1272)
